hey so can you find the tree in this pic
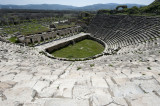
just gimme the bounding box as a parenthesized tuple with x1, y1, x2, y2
(97, 9, 111, 14)
(140, 0, 160, 15)
(128, 6, 140, 14)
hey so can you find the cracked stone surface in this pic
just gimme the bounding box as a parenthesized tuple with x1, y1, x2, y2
(3, 87, 36, 103)
(0, 36, 160, 106)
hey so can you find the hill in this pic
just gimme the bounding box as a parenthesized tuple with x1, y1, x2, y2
(77, 3, 144, 11)
(141, 0, 160, 14)
(0, 3, 144, 11)
(96, 0, 160, 15)
(0, 4, 76, 10)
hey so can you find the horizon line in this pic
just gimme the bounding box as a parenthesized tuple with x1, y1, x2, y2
(0, 3, 147, 7)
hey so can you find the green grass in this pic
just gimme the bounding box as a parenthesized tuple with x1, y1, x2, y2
(77, 67, 82, 70)
(56, 23, 75, 29)
(51, 39, 104, 58)
(8, 37, 18, 43)
(109, 64, 113, 67)
(90, 64, 95, 67)
(3, 23, 49, 36)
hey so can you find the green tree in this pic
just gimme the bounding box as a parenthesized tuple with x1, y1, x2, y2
(128, 6, 140, 15)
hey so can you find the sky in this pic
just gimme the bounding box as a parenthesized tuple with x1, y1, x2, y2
(0, 0, 154, 7)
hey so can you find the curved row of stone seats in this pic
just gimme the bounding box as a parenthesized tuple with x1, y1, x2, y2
(105, 36, 160, 54)
(114, 37, 160, 55)
(108, 23, 160, 47)
(114, 32, 160, 50)
(106, 20, 159, 47)
(88, 15, 160, 52)
(19, 26, 81, 45)
(103, 42, 160, 62)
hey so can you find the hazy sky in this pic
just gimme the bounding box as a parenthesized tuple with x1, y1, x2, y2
(0, 0, 154, 7)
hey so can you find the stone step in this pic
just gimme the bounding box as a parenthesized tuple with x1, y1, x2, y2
(34, 98, 89, 106)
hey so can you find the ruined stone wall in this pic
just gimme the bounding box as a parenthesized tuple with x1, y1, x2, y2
(19, 26, 81, 45)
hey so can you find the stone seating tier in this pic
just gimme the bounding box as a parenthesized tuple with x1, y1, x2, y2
(88, 15, 160, 52)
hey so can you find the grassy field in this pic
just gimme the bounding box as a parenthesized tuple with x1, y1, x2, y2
(52, 39, 104, 58)
(2, 21, 75, 36)
(3, 23, 49, 36)
(56, 22, 75, 29)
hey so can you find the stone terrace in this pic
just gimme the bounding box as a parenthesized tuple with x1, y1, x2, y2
(0, 35, 160, 106)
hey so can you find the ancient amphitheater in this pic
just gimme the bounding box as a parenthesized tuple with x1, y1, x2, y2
(1, 14, 160, 106)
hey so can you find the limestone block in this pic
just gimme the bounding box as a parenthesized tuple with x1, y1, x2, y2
(0, 74, 15, 82)
(13, 74, 33, 82)
(92, 88, 112, 106)
(111, 83, 144, 97)
(52, 69, 65, 76)
(73, 85, 92, 99)
(155, 89, 160, 97)
(139, 79, 160, 93)
(44, 98, 89, 106)
(38, 86, 58, 98)
(14, 80, 37, 89)
(35, 66, 52, 75)
(127, 72, 142, 78)
(24, 102, 43, 106)
(105, 77, 115, 86)
(33, 81, 50, 92)
(0, 100, 21, 106)
(112, 97, 128, 106)
(55, 79, 76, 98)
(112, 77, 130, 85)
(0, 82, 15, 92)
(40, 75, 58, 82)
(4, 87, 36, 103)
(125, 93, 160, 106)
(92, 77, 108, 88)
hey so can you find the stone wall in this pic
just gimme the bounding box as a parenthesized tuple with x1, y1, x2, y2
(46, 35, 89, 53)
(18, 26, 81, 45)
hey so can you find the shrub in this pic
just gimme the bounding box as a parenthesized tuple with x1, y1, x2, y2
(90, 64, 95, 67)
(147, 67, 151, 70)
(77, 67, 82, 70)
(109, 64, 113, 67)
(8, 37, 19, 43)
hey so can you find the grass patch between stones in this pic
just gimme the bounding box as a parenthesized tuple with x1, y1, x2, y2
(8, 37, 19, 43)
